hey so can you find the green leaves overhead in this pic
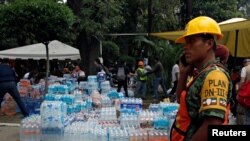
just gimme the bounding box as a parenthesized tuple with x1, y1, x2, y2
(191, 0, 243, 22)
(71, 0, 125, 37)
(0, 0, 75, 49)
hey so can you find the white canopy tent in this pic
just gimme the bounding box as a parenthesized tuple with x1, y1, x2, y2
(0, 40, 81, 60)
(0, 40, 81, 93)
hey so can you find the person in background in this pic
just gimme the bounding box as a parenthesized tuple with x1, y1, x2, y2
(230, 67, 240, 116)
(169, 59, 180, 100)
(94, 58, 109, 74)
(0, 59, 29, 117)
(94, 58, 104, 73)
(146, 57, 168, 100)
(72, 64, 85, 82)
(23, 69, 31, 79)
(94, 58, 109, 92)
(171, 16, 232, 141)
(116, 60, 130, 97)
(214, 44, 238, 116)
(214, 44, 229, 65)
(135, 61, 147, 100)
(62, 67, 71, 74)
(27, 69, 39, 85)
(236, 59, 250, 125)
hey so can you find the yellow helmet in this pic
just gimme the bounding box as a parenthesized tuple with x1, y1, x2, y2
(176, 16, 223, 43)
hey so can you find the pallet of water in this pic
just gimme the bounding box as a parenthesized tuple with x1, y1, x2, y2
(120, 98, 143, 114)
(100, 81, 111, 93)
(20, 115, 41, 141)
(88, 75, 97, 82)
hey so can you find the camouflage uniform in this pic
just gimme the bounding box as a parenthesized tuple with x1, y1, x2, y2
(184, 62, 232, 141)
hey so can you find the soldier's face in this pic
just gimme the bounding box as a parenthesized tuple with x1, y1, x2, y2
(184, 35, 208, 65)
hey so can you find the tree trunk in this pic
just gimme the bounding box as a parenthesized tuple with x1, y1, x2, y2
(76, 30, 99, 76)
(147, 0, 152, 34)
(185, 0, 192, 23)
(67, 0, 99, 76)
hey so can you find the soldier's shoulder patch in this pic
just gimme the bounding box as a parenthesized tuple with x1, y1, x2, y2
(199, 70, 229, 112)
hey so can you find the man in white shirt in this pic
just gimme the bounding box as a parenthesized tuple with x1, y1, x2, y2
(72, 64, 85, 82)
(240, 59, 250, 86)
(169, 60, 180, 96)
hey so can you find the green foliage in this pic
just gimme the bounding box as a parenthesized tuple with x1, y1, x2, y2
(190, 0, 244, 22)
(122, 0, 180, 33)
(102, 41, 120, 67)
(151, 0, 181, 31)
(70, 0, 125, 37)
(0, 0, 75, 49)
(238, 0, 250, 18)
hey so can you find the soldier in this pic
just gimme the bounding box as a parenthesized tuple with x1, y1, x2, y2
(170, 16, 232, 141)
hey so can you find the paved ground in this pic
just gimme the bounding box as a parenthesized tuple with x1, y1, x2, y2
(0, 114, 23, 141)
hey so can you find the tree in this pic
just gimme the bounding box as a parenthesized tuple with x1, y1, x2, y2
(102, 41, 120, 67)
(179, 0, 244, 24)
(238, 0, 250, 18)
(67, 0, 124, 75)
(0, 0, 75, 50)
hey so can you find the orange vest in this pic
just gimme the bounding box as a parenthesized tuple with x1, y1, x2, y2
(170, 64, 230, 141)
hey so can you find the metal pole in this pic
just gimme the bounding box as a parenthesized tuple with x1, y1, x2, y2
(234, 30, 239, 65)
(93, 36, 102, 57)
(43, 41, 50, 94)
(100, 40, 102, 57)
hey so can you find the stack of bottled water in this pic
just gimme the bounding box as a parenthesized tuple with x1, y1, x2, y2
(107, 90, 124, 99)
(90, 125, 107, 141)
(22, 97, 43, 115)
(30, 84, 44, 99)
(120, 98, 143, 114)
(78, 81, 88, 90)
(148, 104, 160, 112)
(129, 129, 148, 141)
(87, 75, 98, 94)
(148, 130, 168, 141)
(100, 107, 117, 121)
(108, 127, 130, 141)
(66, 80, 76, 93)
(159, 102, 179, 129)
(87, 81, 99, 95)
(20, 114, 41, 141)
(44, 94, 80, 115)
(64, 114, 76, 127)
(139, 110, 160, 129)
(60, 94, 76, 105)
(159, 102, 179, 116)
(48, 84, 69, 94)
(86, 97, 93, 109)
(88, 75, 98, 82)
(99, 120, 119, 128)
(73, 89, 83, 102)
(101, 95, 112, 107)
(120, 113, 139, 128)
(153, 116, 170, 130)
(64, 121, 106, 141)
(40, 101, 67, 141)
(100, 81, 111, 94)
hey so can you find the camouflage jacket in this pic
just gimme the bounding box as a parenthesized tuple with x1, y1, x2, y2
(184, 62, 232, 141)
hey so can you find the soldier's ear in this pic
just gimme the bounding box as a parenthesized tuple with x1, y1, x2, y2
(205, 39, 214, 50)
